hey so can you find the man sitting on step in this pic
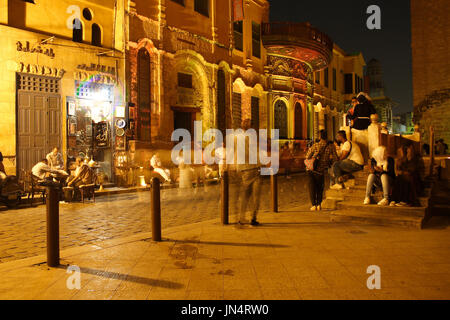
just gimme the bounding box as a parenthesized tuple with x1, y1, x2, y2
(330, 130, 365, 190)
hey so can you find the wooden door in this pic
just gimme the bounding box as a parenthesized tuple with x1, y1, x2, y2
(16, 74, 61, 173)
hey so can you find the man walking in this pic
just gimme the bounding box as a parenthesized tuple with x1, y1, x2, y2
(231, 119, 262, 226)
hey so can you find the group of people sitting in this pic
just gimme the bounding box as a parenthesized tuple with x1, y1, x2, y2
(150, 149, 217, 188)
(31, 147, 96, 202)
(365, 142, 423, 207)
(306, 129, 423, 211)
(306, 129, 364, 211)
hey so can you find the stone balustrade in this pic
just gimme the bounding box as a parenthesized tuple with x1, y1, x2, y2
(342, 113, 422, 162)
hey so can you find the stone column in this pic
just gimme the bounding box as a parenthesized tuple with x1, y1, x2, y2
(368, 113, 381, 157)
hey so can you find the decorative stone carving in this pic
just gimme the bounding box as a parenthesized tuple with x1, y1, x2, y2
(267, 55, 309, 80)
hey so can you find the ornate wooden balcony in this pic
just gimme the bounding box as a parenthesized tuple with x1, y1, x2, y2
(262, 22, 333, 71)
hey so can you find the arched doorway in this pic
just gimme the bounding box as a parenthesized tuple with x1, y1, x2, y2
(274, 100, 288, 139)
(294, 102, 303, 139)
(92, 23, 102, 47)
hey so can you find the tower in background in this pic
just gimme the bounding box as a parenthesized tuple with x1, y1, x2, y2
(366, 58, 395, 131)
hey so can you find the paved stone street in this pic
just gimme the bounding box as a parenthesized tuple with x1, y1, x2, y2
(0, 207, 449, 300)
(0, 174, 309, 263)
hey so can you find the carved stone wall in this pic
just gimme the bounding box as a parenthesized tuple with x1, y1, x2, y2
(411, 0, 450, 144)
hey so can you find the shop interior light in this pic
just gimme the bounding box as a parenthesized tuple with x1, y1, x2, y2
(139, 176, 147, 187)
(93, 89, 111, 102)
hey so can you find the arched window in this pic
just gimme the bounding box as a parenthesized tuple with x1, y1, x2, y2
(232, 92, 242, 129)
(72, 19, 83, 43)
(251, 96, 260, 131)
(294, 102, 303, 139)
(274, 100, 288, 139)
(83, 8, 93, 21)
(324, 113, 329, 139)
(138, 48, 151, 142)
(331, 116, 337, 140)
(92, 23, 101, 47)
(217, 69, 226, 134)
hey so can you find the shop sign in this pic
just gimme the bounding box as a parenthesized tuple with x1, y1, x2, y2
(74, 71, 117, 85)
(94, 122, 110, 148)
(77, 64, 116, 75)
(17, 62, 65, 77)
(16, 41, 55, 58)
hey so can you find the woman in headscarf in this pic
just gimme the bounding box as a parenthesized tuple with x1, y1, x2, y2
(364, 146, 395, 206)
(390, 143, 423, 207)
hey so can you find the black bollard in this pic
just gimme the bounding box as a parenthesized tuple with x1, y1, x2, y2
(46, 187, 60, 267)
(271, 173, 278, 213)
(151, 177, 162, 241)
(221, 171, 229, 225)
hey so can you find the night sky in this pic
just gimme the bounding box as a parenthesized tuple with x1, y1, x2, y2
(268, 0, 413, 115)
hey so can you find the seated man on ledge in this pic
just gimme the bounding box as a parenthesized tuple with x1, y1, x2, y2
(330, 130, 365, 190)
(31, 159, 63, 188)
(65, 157, 94, 200)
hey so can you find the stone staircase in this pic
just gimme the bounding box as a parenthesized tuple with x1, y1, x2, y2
(323, 169, 432, 229)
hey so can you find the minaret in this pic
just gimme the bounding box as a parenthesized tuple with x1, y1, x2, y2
(367, 59, 385, 98)
(366, 58, 395, 130)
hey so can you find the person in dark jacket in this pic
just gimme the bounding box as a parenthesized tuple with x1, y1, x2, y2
(305, 130, 338, 211)
(390, 143, 423, 207)
(348, 93, 377, 130)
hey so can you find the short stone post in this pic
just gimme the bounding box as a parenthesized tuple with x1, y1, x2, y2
(368, 114, 381, 158)
(151, 177, 162, 242)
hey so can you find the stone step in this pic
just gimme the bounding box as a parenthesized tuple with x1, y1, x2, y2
(336, 201, 426, 217)
(431, 204, 450, 216)
(330, 210, 424, 229)
(326, 189, 430, 207)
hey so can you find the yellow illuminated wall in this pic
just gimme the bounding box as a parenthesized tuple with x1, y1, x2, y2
(0, 0, 125, 174)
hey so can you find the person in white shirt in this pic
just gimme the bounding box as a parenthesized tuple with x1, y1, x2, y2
(32, 159, 59, 180)
(46, 147, 64, 170)
(151, 154, 171, 183)
(330, 130, 365, 190)
(215, 143, 226, 178)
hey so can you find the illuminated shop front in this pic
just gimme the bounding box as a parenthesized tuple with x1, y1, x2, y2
(67, 81, 117, 182)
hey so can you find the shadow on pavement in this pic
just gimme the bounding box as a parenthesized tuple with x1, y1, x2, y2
(57, 265, 184, 289)
(163, 239, 289, 248)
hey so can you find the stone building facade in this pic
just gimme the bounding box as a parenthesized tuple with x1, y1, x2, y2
(0, 0, 126, 181)
(0, 0, 369, 182)
(126, 0, 269, 166)
(411, 0, 450, 144)
(313, 46, 366, 141)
